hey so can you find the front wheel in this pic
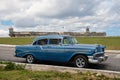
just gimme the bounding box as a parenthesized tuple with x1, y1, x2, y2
(26, 55, 35, 63)
(74, 55, 88, 68)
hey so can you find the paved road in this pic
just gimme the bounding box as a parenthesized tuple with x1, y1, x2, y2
(0, 47, 120, 72)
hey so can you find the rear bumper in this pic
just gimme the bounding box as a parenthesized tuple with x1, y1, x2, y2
(88, 52, 108, 64)
(14, 54, 19, 57)
(14, 54, 17, 57)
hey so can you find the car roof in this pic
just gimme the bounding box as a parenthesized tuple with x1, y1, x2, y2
(34, 34, 71, 41)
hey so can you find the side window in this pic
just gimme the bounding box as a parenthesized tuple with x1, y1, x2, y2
(49, 39, 61, 45)
(38, 39, 48, 45)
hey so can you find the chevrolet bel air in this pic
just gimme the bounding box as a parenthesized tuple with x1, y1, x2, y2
(15, 34, 108, 68)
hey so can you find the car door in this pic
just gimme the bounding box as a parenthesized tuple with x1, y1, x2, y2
(46, 38, 67, 62)
(33, 39, 48, 60)
(62, 37, 77, 61)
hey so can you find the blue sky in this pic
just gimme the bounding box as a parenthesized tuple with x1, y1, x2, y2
(0, 20, 13, 26)
(106, 27, 120, 36)
(0, 0, 120, 37)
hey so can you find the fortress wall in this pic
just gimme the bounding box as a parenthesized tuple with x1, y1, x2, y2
(9, 28, 106, 37)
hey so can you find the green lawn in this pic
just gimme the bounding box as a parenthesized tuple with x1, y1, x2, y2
(0, 37, 34, 45)
(0, 37, 120, 50)
(0, 70, 118, 80)
(0, 62, 119, 80)
(76, 37, 120, 50)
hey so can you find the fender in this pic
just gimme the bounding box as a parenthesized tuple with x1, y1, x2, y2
(68, 51, 93, 62)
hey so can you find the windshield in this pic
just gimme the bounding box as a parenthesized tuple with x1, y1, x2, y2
(63, 37, 78, 44)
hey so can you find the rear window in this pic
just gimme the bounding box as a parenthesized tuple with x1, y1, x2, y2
(38, 39, 48, 45)
(33, 39, 48, 45)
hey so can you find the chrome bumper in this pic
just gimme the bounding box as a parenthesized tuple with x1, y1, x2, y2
(88, 53, 108, 64)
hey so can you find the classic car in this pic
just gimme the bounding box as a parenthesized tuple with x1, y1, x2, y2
(15, 34, 108, 68)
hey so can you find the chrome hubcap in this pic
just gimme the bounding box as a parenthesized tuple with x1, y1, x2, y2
(27, 55, 34, 63)
(76, 58, 85, 68)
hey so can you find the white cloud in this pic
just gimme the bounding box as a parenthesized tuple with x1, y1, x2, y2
(0, 30, 8, 37)
(0, 0, 120, 36)
(95, 1, 114, 16)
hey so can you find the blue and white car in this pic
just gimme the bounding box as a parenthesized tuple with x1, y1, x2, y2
(15, 34, 108, 68)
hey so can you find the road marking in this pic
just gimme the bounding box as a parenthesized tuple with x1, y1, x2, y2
(115, 54, 120, 58)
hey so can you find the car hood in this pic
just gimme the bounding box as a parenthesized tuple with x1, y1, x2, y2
(71, 44, 105, 50)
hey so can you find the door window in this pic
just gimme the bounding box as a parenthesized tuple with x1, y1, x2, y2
(37, 39, 48, 45)
(49, 39, 61, 45)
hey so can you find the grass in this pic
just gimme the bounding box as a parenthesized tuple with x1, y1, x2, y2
(0, 61, 119, 80)
(0, 70, 119, 80)
(76, 37, 120, 50)
(0, 61, 25, 71)
(0, 37, 120, 50)
(0, 37, 33, 45)
(0, 61, 12, 64)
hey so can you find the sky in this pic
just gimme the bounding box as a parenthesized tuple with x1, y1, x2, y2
(0, 0, 120, 37)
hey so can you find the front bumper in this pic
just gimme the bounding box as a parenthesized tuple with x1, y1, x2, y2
(88, 52, 108, 64)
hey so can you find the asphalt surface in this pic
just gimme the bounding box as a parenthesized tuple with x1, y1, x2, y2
(0, 47, 120, 72)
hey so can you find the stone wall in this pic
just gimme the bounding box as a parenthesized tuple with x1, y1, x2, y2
(9, 28, 106, 37)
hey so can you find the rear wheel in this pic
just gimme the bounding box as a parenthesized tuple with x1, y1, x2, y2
(26, 55, 35, 63)
(74, 55, 88, 68)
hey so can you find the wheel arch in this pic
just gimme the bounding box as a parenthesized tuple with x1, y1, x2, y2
(69, 53, 88, 62)
(23, 53, 35, 58)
